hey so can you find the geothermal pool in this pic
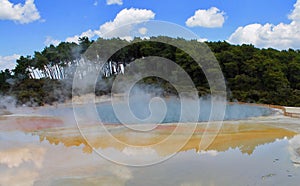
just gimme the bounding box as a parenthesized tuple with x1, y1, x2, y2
(37, 98, 273, 124)
(1, 101, 300, 185)
(96, 100, 272, 123)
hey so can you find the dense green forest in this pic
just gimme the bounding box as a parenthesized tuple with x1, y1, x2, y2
(1, 36, 300, 106)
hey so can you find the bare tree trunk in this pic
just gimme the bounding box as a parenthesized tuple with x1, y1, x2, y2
(47, 66, 54, 79)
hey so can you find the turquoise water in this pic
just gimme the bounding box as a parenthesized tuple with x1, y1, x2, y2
(37, 99, 273, 124)
(96, 99, 272, 124)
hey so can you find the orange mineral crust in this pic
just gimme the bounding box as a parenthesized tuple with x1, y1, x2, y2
(36, 123, 296, 156)
(0, 116, 64, 132)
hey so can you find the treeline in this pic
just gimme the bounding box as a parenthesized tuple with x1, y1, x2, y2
(0, 37, 93, 106)
(208, 41, 300, 106)
(0, 36, 300, 106)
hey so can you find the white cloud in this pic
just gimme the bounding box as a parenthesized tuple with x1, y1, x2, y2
(0, 147, 46, 168)
(66, 8, 155, 43)
(93, 0, 98, 6)
(138, 27, 148, 35)
(106, 0, 123, 5)
(199, 150, 218, 156)
(122, 147, 157, 156)
(0, 54, 20, 70)
(289, 134, 300, 167)
(96, 8, 155, 36)
(66, 29, 96, 43)
(228, 0, 300, 49)
(0, 0, 41, 24)
(289, 0, 300, 22)
(107, 165, 132, 180)
(197, 37, 208, 42)
(186, 7, 225, 28)
(0, 169, 39, 186)
(44, 36, 61, 47)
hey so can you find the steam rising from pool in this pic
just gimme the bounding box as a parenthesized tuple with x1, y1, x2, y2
(95, 97, 273, 124)
(35, 95, 273, 125)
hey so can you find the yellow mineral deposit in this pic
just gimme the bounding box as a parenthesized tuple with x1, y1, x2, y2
(36, 123, 296, 156)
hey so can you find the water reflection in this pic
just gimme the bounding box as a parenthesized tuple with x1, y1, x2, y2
(127, 139, 300, 186)
(289, 134, 300, 166)
(0, 131, 134, 186)
(35, 123, 296, 156)
(0, 115, 300, 185)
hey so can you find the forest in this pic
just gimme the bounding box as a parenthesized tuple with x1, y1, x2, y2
(0, 36, 300, 106)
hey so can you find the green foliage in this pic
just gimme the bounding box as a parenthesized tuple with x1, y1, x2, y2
(206, 41, 300, 106)
(13, 56, 33, 80)
(10, 79, 71, 106)
(1, 37, 300, 106)
(0, 69, 13, 93)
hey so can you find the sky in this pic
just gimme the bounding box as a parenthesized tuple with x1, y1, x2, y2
(0, 0, 299, 70)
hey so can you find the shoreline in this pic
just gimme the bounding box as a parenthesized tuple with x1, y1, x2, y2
(1, 94, 300, 121)
(46, 95, 300, 119)
(1, 105, 299, 133)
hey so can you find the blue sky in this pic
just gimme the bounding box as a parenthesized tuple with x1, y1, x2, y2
(0, 0, 299, 70)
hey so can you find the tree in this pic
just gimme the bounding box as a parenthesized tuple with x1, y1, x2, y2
(0, 69, 12, 93)
(13, 56, 32, 80)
